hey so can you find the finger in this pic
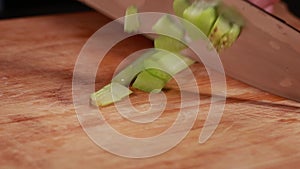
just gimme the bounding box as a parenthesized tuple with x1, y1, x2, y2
(248, 0, 279, 8)
(264, 5, 274, 13)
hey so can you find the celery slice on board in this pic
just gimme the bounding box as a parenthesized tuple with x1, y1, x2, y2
(134, 50, 195, 93)
(124, 5, 140, 33)
(132, 70, 166, 93)
(112, 50, 155, 86)
(90, 83, 132, 106)
(144, 50, 195, 76)
(183, 5, 217, 36)
(146, 68, 172, 83)
(173, 0, 190, 17)
(152, 15, 184, 40)
(208, 15, 231, 49)
(154, 35, 187, 53)
(218, 23, 241, 51)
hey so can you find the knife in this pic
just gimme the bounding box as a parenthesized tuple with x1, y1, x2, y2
(79, 0, 300, 102)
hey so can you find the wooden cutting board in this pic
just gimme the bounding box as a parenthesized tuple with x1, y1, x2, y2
(1, 4, 300, 169)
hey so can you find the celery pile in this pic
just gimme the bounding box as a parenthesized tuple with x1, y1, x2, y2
(91, 0, 243, 107)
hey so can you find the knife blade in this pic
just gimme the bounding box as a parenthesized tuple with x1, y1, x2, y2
(79, 0, 300, 102)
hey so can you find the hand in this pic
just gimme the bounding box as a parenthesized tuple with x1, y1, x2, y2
(248, 0, 280, 13)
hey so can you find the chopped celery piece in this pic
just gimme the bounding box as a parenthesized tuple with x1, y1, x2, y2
(111, 63, 143, 86)
(226, 24, 241, 45)
(144, 51, 195, 76)
(90, 83, 132, 106)
(132, 70, 166, 93)
(218, 24, 241, 51)
(133, 50, 194, 93)
(154, 35, 187, 52)
(124, 5, 140, 33)
(146, 68, 172, 83)
(183, 2, 217, 36)
(173, 0, 190, 17)
(112, 50, 155, 86)
(152, 15, 184, 40)
(208, 15, 231, 50)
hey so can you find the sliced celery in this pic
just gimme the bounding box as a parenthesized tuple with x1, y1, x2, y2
(183, 2, 217, 36)
(90, 83, 132, 106)
(214, 3, 243, 51)
(226, 24, 241, 45)
(218, 24, 241, 51)
(132, 70, 166, 93)
(154, 35, 187, 53)
(152, 15, 184, 40)
(134, 50, 194, 93)
(124, 5, 140, 33)
(173, 0, 190, 17)
(90, 1, 245, 107)
(208, 15, 231, 50)
(143, 51, 195, 76)
(147, 68, 172, 83)
(112, 50, 155, 86)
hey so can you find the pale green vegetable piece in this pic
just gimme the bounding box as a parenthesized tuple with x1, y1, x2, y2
(218, 23, 241, 51)
(154, 35, 187, 53)
(132, 70, 166, 93)
(124, 5, 140, 33)
(147, 68, 172, 83)
(173, 0, 190, 17)
(152, 15, 184, 40)
(112, 50, 155, 86)
(143, 50, 195, 76)
(183, 1, 217, 36)
(90, 83, 132, 106)
(208, 15, 231, 50)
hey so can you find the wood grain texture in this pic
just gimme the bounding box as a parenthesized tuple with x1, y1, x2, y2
(0, 5, 300, 169)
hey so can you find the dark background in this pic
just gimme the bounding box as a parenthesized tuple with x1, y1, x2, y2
(0, 0, 299, 19)
(0, 0, 92, 19)
(283, 0, 300, 18)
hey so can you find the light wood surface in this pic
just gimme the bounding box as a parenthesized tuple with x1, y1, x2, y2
(0, 4, 300, 169)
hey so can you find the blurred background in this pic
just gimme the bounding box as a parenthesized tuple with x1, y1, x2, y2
(0, 0, 298, 19)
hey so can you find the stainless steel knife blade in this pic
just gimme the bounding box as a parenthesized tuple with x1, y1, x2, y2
(79, 0, 300, 102)
(220, 0, 300, 102)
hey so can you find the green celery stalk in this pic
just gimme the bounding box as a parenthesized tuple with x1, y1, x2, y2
(90, 83, 133, 106)
(152, 15, 184, 40)
(208, 15, 231, 51)
(173, 0, 191, 17)
(112, 50, 155, 86)
(132, 50, 194, 93)
(218, 23, 241, 51)
(143, 50, 195, 76)
(132, 70, 166, 93)
(183, 1, 218, 36)
(124, 5, 140, 33)
(146, 68, 172, 83)
(154, 35, 187, 53)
